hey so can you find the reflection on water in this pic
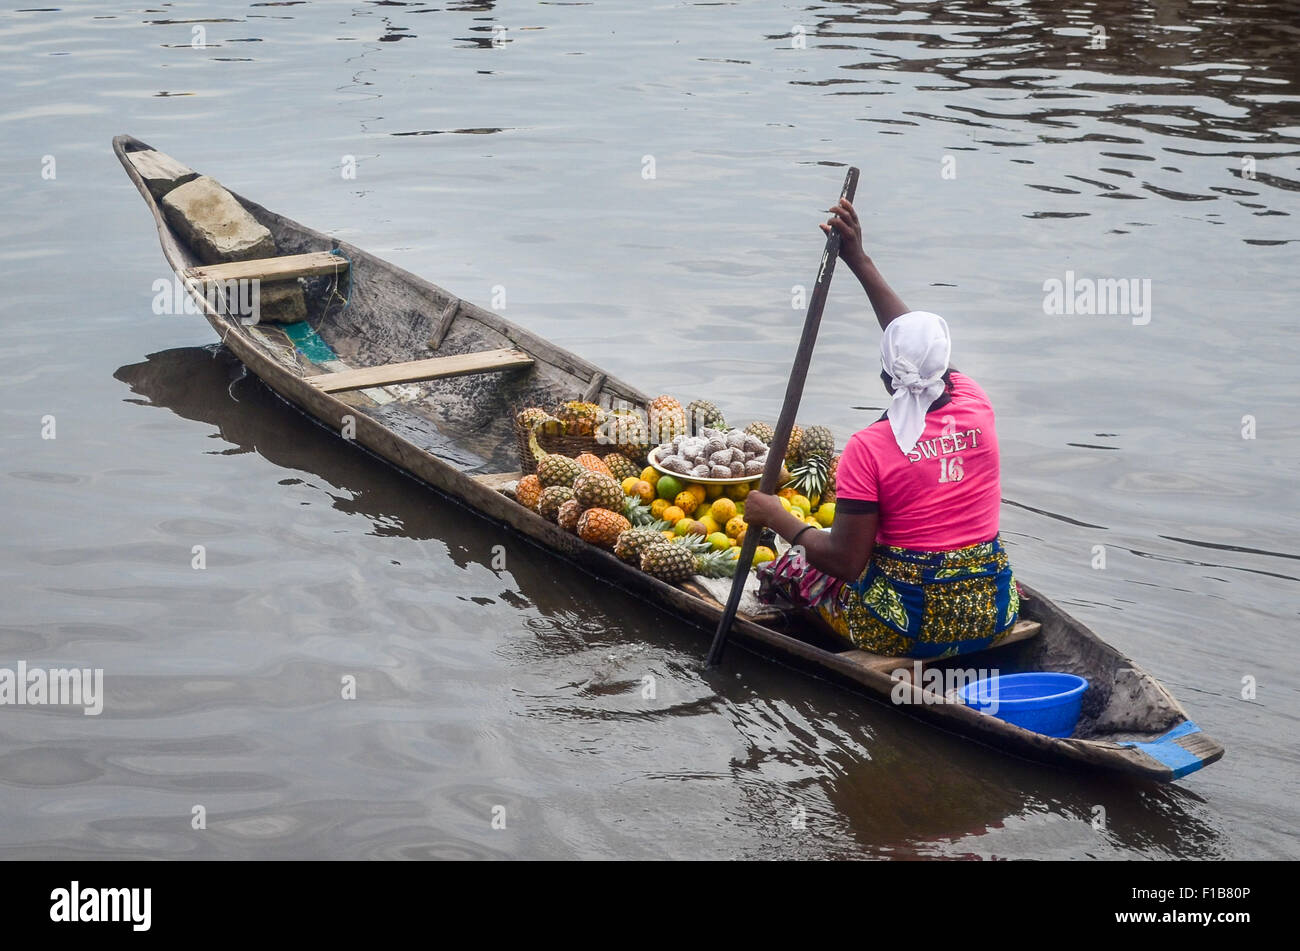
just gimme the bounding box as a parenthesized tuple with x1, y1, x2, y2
(101, 347, 1226, 858)
(1, 0, 1297, 858)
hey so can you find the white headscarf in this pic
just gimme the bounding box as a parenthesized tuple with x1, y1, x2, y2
(880, 311, 951, 454)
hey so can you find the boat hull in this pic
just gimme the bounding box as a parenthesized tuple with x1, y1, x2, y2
(113, 135, 1223, 783)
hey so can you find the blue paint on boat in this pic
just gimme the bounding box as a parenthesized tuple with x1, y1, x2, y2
(281, 321, 337, 363)
(1117, 720, 1206, 778)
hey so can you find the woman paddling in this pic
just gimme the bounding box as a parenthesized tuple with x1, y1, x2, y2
(744, 198, 1020, 659)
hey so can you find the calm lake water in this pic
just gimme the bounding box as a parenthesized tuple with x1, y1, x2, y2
(1, 0, 1297, 859)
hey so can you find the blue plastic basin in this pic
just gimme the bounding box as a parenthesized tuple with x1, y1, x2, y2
(957, 672, 1089, 738)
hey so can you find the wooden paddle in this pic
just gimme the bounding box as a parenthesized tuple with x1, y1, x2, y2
(704, 166, 860, 669)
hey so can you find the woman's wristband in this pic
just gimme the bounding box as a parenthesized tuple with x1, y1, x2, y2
(790, 525, 815, 548)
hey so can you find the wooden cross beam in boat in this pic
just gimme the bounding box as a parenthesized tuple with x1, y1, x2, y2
(185, 251, 348, 285)
(302, 348, 534, 393)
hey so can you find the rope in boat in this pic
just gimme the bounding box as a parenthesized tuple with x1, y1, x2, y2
(327, 247, 353, 318)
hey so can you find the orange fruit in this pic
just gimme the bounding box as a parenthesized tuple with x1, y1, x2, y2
(662, 505, 685, 524)
(674, 491, 699, 516)
(621, 476, 640, 494)
(685, 483, 707, 505)
(709, 498, 736, 523)
(725, 515, 747, 539)
(651, 498, 670, 518)
(632, 480, 656, 503)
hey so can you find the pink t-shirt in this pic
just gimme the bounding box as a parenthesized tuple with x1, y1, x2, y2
(835, 371, 1001, 551)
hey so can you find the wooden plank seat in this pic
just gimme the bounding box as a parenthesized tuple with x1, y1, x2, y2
(836, 619, 1043, 674)
(186, 251, 348, 285)
(303, 348, 534, 394)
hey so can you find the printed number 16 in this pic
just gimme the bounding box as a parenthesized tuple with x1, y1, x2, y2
(939, 456, 964, 483)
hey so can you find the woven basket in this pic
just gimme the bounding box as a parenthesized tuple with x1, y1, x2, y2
(513, 417, 651, 475)
(513, 420, 601, 476)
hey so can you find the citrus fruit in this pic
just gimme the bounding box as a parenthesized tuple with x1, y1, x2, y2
(687, 520, 708, 537)
(673, 518, 695, 536)
(704, 483, 724, 500)
(778, 487, 797, 501)
(753, 546, 776, 565)
(640, 466, 659, 484)
(632, 480, 656, 503)
(621, 476, 640, 494)
(727, 482, 751, 501)
(709, 498, 736, 523)
(816, 502, 836, 526)
(778, 496, 792, 513)
(698, 515, 719, 535)
(685, 483, 707, 505)
(707, 532, 731, 551)
(651, 498, 670, 518)
(674, 491, 699, 516)
(725, 515, 747, 539)
(662, 505, 685, 524)
(791, 494, 812, 516)
(657, 475, 684, 501)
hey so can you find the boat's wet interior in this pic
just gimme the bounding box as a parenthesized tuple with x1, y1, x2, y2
(221, 206, 1194, 745)
(229, 195, 644, 477)
(136, 154, 1202, 756)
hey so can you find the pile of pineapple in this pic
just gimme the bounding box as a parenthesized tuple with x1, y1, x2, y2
(511, 396, 843, 587)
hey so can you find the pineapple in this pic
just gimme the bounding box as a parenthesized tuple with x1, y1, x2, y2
(573, 471, 624, 511)
(639, 541, 696, 583)
(536, 485, 573, 521)
(601, 410, 651, 458)
(801, 424, 835, 464)
(515, 474, 543, 511)
(615, 527, 670, 565)
(557, 498, 583, 533)
(785, 424, 804, 467)
(529, 427, 582, 487)
(538, 453, 581, 488)
(555, 400, 604, 436)
(516, 406, 564, 436)
(623, 496, 655, 526)
(671, 534, 712, 556)
(574, 452, 613, 477)
(603, 453, 638, 482)
(686, 399, 727, 435)
(577, 508, 631, 549)
(785, 454, 830, 501)
(745, 421, 775, 445)
(693, 548, 738, 579)
(823, 454, 840, 505)
(648, 394, 687, 444)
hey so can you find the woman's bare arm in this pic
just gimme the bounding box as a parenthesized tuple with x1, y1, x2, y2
(821, 198, 909, 331)
(743, 492, 877, 581)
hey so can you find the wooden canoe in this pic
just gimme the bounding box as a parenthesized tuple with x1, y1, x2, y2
(113, 134, 1224, 783)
